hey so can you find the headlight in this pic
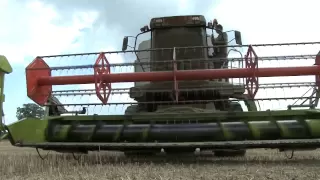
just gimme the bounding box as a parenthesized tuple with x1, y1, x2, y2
(191, 16, 200, 21)
(154, 18, 163, 23)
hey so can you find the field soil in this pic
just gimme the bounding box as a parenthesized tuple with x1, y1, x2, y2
(1, 140, 320, 180)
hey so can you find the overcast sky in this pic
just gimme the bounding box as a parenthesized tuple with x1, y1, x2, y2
(1, 0, 320, 124)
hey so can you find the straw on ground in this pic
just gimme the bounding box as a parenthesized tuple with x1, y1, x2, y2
(1, 141, 320, 180)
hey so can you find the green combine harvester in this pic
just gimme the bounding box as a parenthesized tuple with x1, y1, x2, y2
(3, 15, 320, 158)
(0, 55, 12, 140)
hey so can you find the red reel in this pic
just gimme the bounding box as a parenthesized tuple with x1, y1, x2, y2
(245, 45, 259, 99)
(94, 53, 111, 105)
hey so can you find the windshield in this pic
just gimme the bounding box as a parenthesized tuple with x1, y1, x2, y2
(151, 27, 207, 71)
(153, 27, 205, 48)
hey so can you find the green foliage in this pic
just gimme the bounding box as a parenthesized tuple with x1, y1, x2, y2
(16, 103, 44, 120)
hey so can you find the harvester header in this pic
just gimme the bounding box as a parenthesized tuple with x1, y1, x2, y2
(26, 42, 320, 106)
(4, 14, 320, 158)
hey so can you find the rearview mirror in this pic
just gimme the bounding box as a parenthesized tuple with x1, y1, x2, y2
(234, 31, 242, 45)
(122, 36, 129, 51)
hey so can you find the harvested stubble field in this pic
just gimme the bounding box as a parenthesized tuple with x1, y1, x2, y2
(1, 141, 320, 180)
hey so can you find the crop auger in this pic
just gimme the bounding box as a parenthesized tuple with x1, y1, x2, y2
(3, 15, 320, 159)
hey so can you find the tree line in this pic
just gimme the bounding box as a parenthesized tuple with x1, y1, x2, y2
(16, 103, 45, 120)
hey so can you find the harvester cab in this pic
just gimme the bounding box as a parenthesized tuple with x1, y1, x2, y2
(4, 14, 320, 159)
(122, 15, 248, 115)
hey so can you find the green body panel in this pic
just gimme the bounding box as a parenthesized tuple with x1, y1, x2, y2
(5, 110, 320, 146)
(0, 55, 12, 74)
(6, 118, 48, 143)
(41, 109, 320, 122)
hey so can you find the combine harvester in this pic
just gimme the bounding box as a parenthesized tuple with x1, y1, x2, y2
(0, 55, 12, 140)
(3, 15, 320, 158)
